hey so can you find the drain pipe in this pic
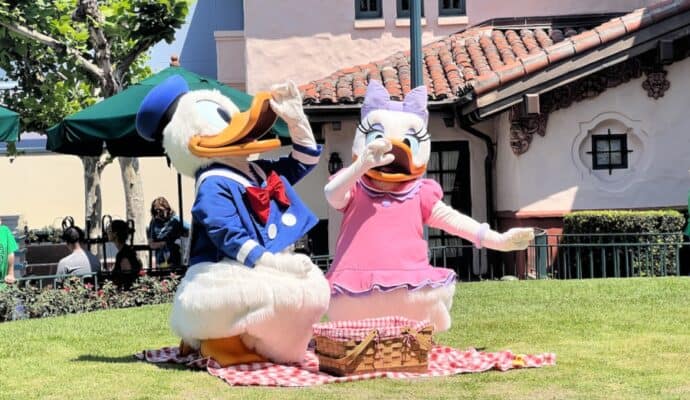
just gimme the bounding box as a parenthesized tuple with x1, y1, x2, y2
(455, 111, 497, 229)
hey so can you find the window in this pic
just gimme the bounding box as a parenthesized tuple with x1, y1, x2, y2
(426, 141, 472, 274)
(438, 0, 466, 16)
(587, 129, 632, 174)
(356, 0, 382, 19)
(397, 0, 424, 18)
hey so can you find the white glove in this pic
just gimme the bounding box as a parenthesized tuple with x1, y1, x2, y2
(324, 138, 395, 210)
(426, 201, 534, 252)
(255, 252, 311, 278)
(356, 138, 395, 172)
(483, 227, 535, 252)
(269, 81, 316, 149)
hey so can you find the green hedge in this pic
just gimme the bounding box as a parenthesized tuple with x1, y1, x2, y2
(563, 210, 685, 234)
(562, 210, 684, 277)
(0, 274, 180, 323)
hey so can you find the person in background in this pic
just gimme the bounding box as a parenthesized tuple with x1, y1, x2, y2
(106, 219, 142, 289)
(0, 218, 18, 287)
(56, 226, 100, 277)
(147, 197, 183, 268)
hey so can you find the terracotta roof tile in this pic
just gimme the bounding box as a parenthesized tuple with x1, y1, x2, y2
(570, 30, 602, 53)
(495, 62, 526, 85)
(520, 51, 549, 74)
(492, 30, 517, 64)
(472, 71, 500, 95)
(520, 29, 543, 54)
(504, 30, 529, 58)
(621, 10, 653, 32)
(595, 18, 628, 43)
(300, 0, 689, 105)
(549, 29, 565, 43)
(545, 39, 575, 64)
(533, 28, 554, 48)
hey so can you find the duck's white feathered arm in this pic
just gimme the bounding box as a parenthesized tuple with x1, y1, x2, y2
(324, 138, 394, 210)
(426, 200, 534, 251)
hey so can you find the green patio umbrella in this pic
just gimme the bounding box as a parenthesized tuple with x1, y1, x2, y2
(46, 66, 289, 157)
(46, 66, 290, 230)
(0, 106, 19, 143)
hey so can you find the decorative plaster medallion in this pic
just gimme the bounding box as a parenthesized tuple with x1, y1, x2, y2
(571, 112, 652, 193)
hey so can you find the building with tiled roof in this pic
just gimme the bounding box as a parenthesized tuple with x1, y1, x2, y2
(292, 0, 690, 275)
(300, 1, 689, 108)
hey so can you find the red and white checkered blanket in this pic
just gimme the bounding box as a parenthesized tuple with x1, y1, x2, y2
(136, 345, 556, 387)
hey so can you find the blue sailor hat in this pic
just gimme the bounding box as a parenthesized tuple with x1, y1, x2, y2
(136, 74, 189, 142)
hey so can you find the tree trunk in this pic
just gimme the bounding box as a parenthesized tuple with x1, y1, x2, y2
(81, 156, 103, 255)
(118, 156, 148, 267)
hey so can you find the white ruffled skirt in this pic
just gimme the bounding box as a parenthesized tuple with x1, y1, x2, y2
(327, 283, 456, 332)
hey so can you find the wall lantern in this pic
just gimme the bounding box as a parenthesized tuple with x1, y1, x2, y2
(328, 152, 343, 175)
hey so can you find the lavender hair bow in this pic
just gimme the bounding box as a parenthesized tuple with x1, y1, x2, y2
(360, 80, 428, 124)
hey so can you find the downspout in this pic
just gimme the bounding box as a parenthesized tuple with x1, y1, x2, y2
(455, 109, 496, 229)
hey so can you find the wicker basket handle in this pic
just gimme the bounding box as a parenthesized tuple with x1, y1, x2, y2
(332, 329, 379, 369)
(401, 326, 434, 351)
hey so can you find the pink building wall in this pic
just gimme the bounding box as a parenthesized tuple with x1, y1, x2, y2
(239, 0, 469, 93)
(217, 0, 658, 93)
(469, 0, 655, 24)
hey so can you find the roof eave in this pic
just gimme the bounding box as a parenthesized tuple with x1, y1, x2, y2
(303, 97, 464, 120)
(466, 9, 690, 120)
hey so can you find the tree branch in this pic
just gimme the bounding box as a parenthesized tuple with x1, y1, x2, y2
(75, 0, 119, 96)
(97, 150, 114, 173)
(115, 38, 154, 79)
(0, 20, 103, 80)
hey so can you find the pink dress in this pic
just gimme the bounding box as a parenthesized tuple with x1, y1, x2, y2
(326, 176, 456, 296)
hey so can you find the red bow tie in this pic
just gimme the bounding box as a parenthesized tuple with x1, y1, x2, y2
(246, 172, 291, 224)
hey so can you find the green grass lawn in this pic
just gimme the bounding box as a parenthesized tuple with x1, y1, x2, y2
(0, 278, 689, 400)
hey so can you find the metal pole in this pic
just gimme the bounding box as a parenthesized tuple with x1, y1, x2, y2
(177, 173, 184, 228)
(410, 0, 427, 242)
(410, 0, 423, 87)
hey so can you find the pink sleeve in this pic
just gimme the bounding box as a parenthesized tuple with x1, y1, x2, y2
(420, 179, 444, 223)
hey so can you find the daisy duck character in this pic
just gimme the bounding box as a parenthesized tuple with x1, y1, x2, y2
(324, 80, 534, 331)
(136, 76, 329, 366)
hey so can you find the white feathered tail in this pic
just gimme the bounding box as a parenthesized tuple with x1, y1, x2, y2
(171, 258, 330, 363)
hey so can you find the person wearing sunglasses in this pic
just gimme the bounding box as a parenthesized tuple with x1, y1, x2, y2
(147, 197, 183, 268)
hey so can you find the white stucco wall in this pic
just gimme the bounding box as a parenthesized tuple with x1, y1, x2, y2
(240, 0, 469, 93)
(469, 0, 655, 25)
(0, 155, 195, 231)
(496, 57, 690, 214)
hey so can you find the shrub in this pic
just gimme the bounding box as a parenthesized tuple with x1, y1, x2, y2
(562, 210, 685, 277)
(0, 274, 180, 323)
(25, 226, 64, 244)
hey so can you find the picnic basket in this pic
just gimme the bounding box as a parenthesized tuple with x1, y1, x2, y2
(312, 317, 433, 376)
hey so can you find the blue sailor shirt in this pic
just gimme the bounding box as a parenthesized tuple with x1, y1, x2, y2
(189, 144, 321, 267)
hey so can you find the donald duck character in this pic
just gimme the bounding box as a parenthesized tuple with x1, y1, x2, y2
(136, 76, 330, 366)
(324, 80, 534, 332)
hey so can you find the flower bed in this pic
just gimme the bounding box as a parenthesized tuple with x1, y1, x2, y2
(0, 274, 180, 322)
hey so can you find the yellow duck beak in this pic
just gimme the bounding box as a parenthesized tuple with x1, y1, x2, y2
(188, 92, 282, 157)
(361, 139, 427, 182)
